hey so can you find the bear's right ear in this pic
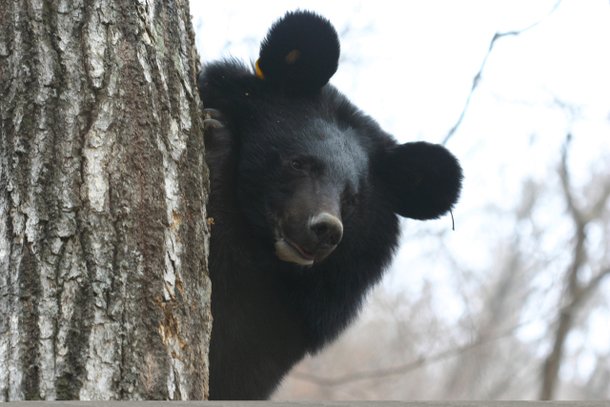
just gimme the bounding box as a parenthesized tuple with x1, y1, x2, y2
(256, 10, 340, 95)
(374, 142, 463, 220)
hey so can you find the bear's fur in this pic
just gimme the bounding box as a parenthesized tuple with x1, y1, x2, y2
(198, 10, 463, 400)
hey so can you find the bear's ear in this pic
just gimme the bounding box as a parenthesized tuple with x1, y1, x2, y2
(256, 10, 340, 94)
(374, 142, 463, 220)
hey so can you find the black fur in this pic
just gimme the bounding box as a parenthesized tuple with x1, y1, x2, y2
(374, 142, 463, 220)
(258, 10, 340, 94)
(198, 11, 462, 400)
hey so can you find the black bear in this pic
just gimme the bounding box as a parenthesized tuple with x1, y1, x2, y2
(198, 10, 462, 400)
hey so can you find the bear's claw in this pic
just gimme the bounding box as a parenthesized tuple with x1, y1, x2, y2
(203, 108, 225, 131)
(203, 118, 224, 130)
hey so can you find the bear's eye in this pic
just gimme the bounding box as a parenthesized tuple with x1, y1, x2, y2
(285, 156, 318, 175)
(290, 159, 305, 171)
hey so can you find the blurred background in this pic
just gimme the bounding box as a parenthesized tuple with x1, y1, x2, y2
(191, 0, 610, 400)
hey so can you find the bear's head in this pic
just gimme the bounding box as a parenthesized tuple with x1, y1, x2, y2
(201, 11, 462, 267)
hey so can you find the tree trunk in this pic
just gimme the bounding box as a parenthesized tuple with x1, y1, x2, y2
(540, 309, 573, 400)
(0, 0, 211, 400)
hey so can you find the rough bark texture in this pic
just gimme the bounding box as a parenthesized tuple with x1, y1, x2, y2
(0, 0, 211, 400)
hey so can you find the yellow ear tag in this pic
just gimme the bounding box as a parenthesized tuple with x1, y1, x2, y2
(255, 59, 265, 79)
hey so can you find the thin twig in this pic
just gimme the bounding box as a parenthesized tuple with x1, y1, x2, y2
(442, 0, 563, 145)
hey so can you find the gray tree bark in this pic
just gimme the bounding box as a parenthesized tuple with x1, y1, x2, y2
(0, 0, 211, 400)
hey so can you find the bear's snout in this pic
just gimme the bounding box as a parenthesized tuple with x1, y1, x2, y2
(274, 211, 343, 266)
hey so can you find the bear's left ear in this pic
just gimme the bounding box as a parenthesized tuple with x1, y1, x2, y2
(374, 142, 463, 220)
(256, 10, 340, 94)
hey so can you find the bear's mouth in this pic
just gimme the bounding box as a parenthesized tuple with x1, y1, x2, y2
(273, 213, 341, 267)
(275, 237, 315, 266)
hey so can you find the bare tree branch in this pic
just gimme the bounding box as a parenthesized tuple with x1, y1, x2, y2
(558, 134, 587, 297)
(574, 267, 610, 307)
(584, 175, 610, 223)
(442, 0, 563, 145)
(292, 340, 482, 387)
(291, 324, 528, 387)
(557, 134, 610, 308)
(540, 134, 610, 400)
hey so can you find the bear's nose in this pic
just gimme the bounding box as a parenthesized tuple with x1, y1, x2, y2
(310, 212, 343, 247)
